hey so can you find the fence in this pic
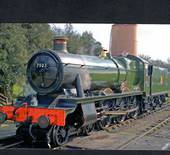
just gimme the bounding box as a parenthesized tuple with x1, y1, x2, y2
(0, 93, 8, 106)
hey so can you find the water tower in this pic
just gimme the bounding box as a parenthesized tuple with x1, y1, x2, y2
(110, 24, 137, 56)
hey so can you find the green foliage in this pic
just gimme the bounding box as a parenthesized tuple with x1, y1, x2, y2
(21, 23, 53, 56)
(0, 23, 53, 100)
(0, 24, 27, 99)
(52, 24, 102, 56)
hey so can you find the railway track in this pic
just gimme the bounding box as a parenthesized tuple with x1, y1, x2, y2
(104, 103, 170, 133)
(0, 133, 90, 150)
(50, 102, 170, 150)
(54, 101, 170, 150)
(0, 102, 170, 150)
(0, 141, 24, 149)
(115, 114, 170, 150)
(52, 145, 91, 150)
(0, 135, 24, 149)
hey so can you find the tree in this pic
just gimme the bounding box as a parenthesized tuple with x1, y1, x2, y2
(64, 24, 74, 37)
(52, 24, 103, 55)
(0, 24, 27, 100)
(139, 54, 169, 69)
(139, 54, 151, 62)
(167, 58, 170, 71)
(0, 23, 54, 100)
(20, 24, 54, 98)
(22, 23, 53, 56)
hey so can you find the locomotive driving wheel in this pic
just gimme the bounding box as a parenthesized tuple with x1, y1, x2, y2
(115, 115, 126, 123)
(129, 97, 139, 119)
(104, 116, 112, 127)
(83, 124, 94, 136)
(97, 116, 112, 130)
(130, 109, 139, 119)
(52, 126, 69, 146)
(115, 98, 126, 123)
(148, 96, 156, 110)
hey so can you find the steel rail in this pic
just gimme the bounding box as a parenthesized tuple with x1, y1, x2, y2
(0, 140, 24, 149)
(52, 144, 92, 150)
(116, 115, 170, 150)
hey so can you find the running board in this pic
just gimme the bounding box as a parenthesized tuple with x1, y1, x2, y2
(58, 91, 144, 104)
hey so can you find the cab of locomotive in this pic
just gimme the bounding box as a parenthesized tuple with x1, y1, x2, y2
(111, 54, 145, 93)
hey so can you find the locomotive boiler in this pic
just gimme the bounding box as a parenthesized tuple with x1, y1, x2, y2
(27, 50, 121, 95)
(0, 36, 170, 147)
(27, 37, 130, 97)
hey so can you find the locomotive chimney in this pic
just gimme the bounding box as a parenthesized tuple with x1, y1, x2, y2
(53, 36, 68, 53)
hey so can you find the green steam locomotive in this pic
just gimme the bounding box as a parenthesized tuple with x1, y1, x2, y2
(0, 36, 170, 147)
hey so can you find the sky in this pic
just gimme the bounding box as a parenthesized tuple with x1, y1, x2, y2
(51, 24, 170, 62)
(137, 24, 170, 62)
